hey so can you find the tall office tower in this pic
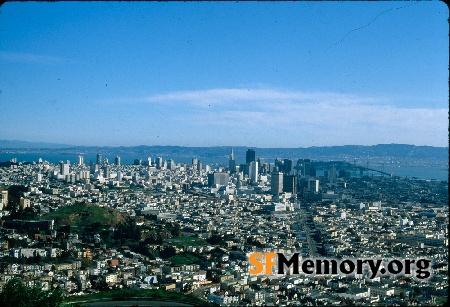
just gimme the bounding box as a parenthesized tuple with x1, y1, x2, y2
(146, 157, 152, 166)
(271, 172, 283, 195)
(249, 161, 259, 183)
(192, 158, 198, 168)
(257, 158, 264, 172)
(60, 161, 69, 176)
(90, 164, 99, 174)
(208, 172, 230, 187)
(77, 155, 84, 166)
(115, 156, 121, 166)
(103, 165, 111, 179)
(117, 171, 123, 181)
(0, 188, 8, 210)
(197, 161, 202, 171)
(297, 159, 312, 177)
(134, 159, 142, 166)
(104, 158, 109, 164)
(246, 149, 256, 164)
(284, 159, 294, 175)
(97, 153, 102, 165)
(283, 175, 297, 194)
(308, 179, 320, 193)
(167, 159, 176, 170)
(229, 149, 236, 173)
(156, 157, 163, 169)
(330, 165, 337, 183)
(275, 158, 284, 171)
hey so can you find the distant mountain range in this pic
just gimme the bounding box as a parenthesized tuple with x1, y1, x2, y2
(0, 140, 447, 162)
(0, 140, 74, 149)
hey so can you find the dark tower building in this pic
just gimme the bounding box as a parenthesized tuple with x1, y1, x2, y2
(283, 175, 297, 194)
(246, 149, 256, 164)
(283, 159, 294, 175)
(297, 159, 312, 177)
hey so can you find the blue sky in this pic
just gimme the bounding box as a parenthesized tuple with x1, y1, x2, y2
(0, 1, 448, 147)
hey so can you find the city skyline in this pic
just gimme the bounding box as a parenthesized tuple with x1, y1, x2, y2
(0, 2, 448, 147)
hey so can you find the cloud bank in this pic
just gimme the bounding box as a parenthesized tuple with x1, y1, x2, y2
(106, 87, 449, 147)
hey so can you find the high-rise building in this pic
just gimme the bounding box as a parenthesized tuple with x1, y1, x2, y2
(308, 179, 320, 193)
(283, 175, 297, 194)
(271, 172, 283, 195)
(208, 172, 229, 187)
(246, 149, 256, 164)
(330, 165, 337, 183)
(167, 159, 176, 170)
(156, 157, 163, 169)
(60, 161, 69, 176)
(297, 159, 312, 177)
(115, 156, 121, 166)
(97, 154, 102, 165)
(192, 158, 198, 168)
(283, 159, 294, 175)
(249, 161, 259, 183)
(90, 164, 99, 174)
(229, 149, 236, 173)
(275, 158, 284, 172)
(103, 165, 111, 179)
(77, 155, 84, 166)
(134, 159, 142, 166)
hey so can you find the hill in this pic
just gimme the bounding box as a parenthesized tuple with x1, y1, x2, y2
(43, 203, 129, 228)
(0, 139, 73, 149)
(0, 141, 447, 162)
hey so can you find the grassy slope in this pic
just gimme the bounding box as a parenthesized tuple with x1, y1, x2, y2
(43, 203, 128, 227)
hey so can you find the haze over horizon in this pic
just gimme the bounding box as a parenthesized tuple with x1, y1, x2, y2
(0, 139, 448, 150)
(0, 2, 448, 148)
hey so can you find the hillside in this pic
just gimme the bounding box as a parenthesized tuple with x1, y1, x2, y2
(43, 203, 129, 228)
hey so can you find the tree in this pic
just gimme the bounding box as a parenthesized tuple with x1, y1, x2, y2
(160, 246, 177, 259)
(0, 278, 65, 307)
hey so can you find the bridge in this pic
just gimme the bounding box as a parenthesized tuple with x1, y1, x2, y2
(345, 162, 393, 177)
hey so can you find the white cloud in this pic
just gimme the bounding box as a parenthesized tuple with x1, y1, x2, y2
(152, 87, 447, 147)
(145, 88, 382, 107)
(97, 87, 447, 146)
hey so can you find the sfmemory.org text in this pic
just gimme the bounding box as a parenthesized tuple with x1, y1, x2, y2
(249, 253, 431, 280)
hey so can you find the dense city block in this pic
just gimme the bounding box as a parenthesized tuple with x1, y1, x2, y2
(0, 150, 447, 306)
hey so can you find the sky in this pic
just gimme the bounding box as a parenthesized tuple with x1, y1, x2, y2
(0, 1, 448, 148)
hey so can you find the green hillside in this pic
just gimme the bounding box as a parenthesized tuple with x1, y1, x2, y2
(43, 203, 129, 228)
